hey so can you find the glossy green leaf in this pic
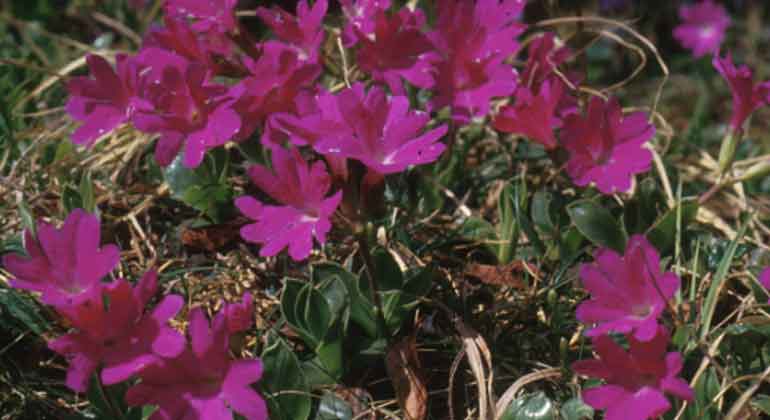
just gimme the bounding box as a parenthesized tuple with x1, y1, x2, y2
(313, 263, 378, 338)
(500, 392, 557, 420)
(372, 247, 404, 290)
(567, 199, 627, 253)
(560, 397, 594, 420)
(315, 392, 353, 420)
(497, 182, 519, 264)
(261, 333, 312, 420)
(647, 199, 699, 253)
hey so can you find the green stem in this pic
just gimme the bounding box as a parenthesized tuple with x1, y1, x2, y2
(356, 232, 390, 339)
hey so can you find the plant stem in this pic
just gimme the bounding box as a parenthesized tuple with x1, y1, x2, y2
(356, 232, 390, 339)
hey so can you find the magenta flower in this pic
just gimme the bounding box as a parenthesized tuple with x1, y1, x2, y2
(520, 32, 572, 93)
(340, 0, 391, 46)
(493, 79, 563, 149)
(231, 43, 321, 141)
(2, 209, 119, 307)
(313, 83, 448, 174)
(673, 0, 730, 58)
(126, 308, 267, 420)
(225, 292, 254, 334)
(256, 0, 328, 63)
(427, 0, 526, 123)
(132, 62, 240, 168)
(572, 328, 694, 420)
(164, 0, 238, 34)
(49, 271, 185, 392)
(355, 8, 437, 94)
(66, 54, 143, 146)
(713, 54, 770, 134)
(576, 235, 680, 342)
(759, 267, 770, 303)
(562, 96, 655, 194)
(236, 147, 342, 261)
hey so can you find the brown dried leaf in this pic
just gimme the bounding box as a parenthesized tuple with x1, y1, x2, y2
(180, 219, 246, 251)
(465, 261, 537, 288)
(334, 386, 376, 420)
(386, 335, 428, 420)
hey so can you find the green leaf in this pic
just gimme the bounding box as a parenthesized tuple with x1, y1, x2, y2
(647, 199, 699, 253)
(751, 395, 770, 416)
(500, 392, 557, 420)
(567, 199, 627, 253)
(163, 153, 233, 222)
(17, 200, 36, 236)
(700, 217, 749, 340)
(560, 397, 594, 420)
(80, 170, 96, 213)
(261, 333, 312, 420)
(460, 216, 498, 257)
(0, 287, 48, 335)
(61, 184, 83, 214)
(532, 190, 556, 235)
(682, 367, 719, 420)
(315, 392, 353, 420)
(312, 263, 378, 338)
(497, 182, 519, 264)
(372, 247, 404, 290)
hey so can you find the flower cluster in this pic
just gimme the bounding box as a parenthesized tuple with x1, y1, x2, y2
(571, 235, 694, 419)
(1, 210, 265, 419)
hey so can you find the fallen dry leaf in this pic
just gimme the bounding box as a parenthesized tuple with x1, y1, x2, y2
(386, 335, 428, 420)
(465, 261, 538, 288)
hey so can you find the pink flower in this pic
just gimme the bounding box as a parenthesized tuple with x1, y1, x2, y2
(576, 235, 680, 342)
(340, 0, 391, 46)
(164, 0, 238, 34)
(144, 17, 239, 76)
(49, 271, 186, 392)
(355, 8, 438, 94)
(493, 78, 563, 149)
(519, 32, 572, 93)
(236, 147, 342, 261)
(256, 0, 328, 63)
(427, 0, 526, 123)
(562, 96, 655, 194)
(2, 209, 120, 307)
(572, 328, 694, 420)
(713, 54, 770, 133)
(66, 54, 143, 146)
(132, 61, 240, 168)
(231, 43, 321, 141)
(225, 292, 254, 334)
(313, 83, 448, 174)
(759, 267, 770, 303)
(673, 0, 730, 58)
(126, 308, 267, 420)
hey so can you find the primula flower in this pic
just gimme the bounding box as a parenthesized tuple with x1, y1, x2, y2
(256, 0, 328, 63)
(164, 0, 238, 34)
(49, 271, 186, 392)
(562, 96, 655, 194)
(576, 235, 680, 342)
(225, 292, 254, 334)
(132, 61, 240, 168)
(236, 147, 342, 261)
(2, 209, 119, 307)
(313, 83, 448, 174)
(713, 54, 770, 134)
(519, 33, 571, 93)
(493, 79, 563, 149)
(572, 328, 694, 420)
(355, 8, 437, 94)
(231, 43, 321, 141)
(66, 54, 143, 146)
(427, 0, 526, 123)
(126, 308, 267, 419)
(673, 0, 730, 58)
(340, 0, 391, 46)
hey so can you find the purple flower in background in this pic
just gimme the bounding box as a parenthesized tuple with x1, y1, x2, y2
(562, 96, 655, 194)
(673, 0, 730, 58)
(66, 54, 144, 146)
(713, 54, 770, 134)
(355, 8, 437, 94)
(49, 271, 185, 392)
(493, 78, 563, 149)
(572, 328, 694, 420)
(225, 292, 254, 334)
(313, 83, 448, 174)
(340, 0, 391, 46)
(164, 0, 238, 34)
(236, 147, 341, 261)
(132, 61, 240, 168)
(256, 0, 328, 63)
(427, 0, 526, 123)
(231, 43, 321, 141)
(576, 235, 680, 342)
(126, 308, 267, 419)
(2, 209, 119, 307)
